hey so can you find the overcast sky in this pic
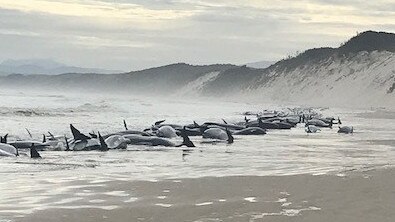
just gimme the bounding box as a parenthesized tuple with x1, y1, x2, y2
(0, 0, 394, 71)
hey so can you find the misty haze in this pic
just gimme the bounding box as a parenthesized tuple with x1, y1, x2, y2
(0, 1, 395, 222)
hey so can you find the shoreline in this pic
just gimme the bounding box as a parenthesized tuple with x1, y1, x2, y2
(3, 167, 394, 222)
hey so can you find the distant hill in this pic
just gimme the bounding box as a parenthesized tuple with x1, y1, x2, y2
(0, 31, 394, 108)
(245, 60, 275, 69)
(0, 63, 236, 95)
(338, 31, 395, 54)
(0, 59, 122, 75)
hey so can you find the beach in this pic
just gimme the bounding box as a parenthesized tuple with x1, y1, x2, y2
(0, 91, 394, 221)
(3, 167, 391, 222)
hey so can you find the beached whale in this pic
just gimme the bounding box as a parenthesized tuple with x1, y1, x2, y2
(233, 127, 266, 135)
(103, 130, 153, 140)
(338, 126, 353, 134)
(105, 135, 128, 149)
(202, 128, 234, 143)
(123, 134, 194, 147)
(203, 128, 228, 140)
(177, 127, 202, 136)
(148, 120, 184, 131)
(124, 128, 195, 147)
(68, 125, 108, 151)
(320, 117, 342, 125)
(8, 140, 49, 150)
(246, 119, 278, 129)
(156, 126, 178, 138)
(103, 120, 154, 139)
(0, 143, 18, 157)
(201, 121, 245, 131)
(306, 119, 332, 128)
(124, 135, 175, 147)
(305, 125, 320, 133)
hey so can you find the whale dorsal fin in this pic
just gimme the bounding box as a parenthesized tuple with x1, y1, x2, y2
(193, 121, 199, 128)
(30, 144, 42, 159)
(70, 124, 90, 141)
(64, 135, 70, 151)
(48, 131, 55, 140)
(222, 119, 228, 124)
(98, 132, 108, 151)
(244, 116, 250, 123)
(155, 120, 166, 126)
(226, 128, 234, 144)
(123, 120, 128, 130)
(180, 126, 195, 147)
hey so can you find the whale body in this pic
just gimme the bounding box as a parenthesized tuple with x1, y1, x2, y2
(0, 143, 18, 157)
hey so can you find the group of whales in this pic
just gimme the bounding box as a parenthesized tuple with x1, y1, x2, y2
(0, 108, 354, 158)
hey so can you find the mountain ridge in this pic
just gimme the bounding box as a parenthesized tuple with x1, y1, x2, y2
(0, 30, 394, 108)
(0, 59, 122, 75)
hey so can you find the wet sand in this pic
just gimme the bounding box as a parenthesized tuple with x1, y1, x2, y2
(7, 167, 395, 222)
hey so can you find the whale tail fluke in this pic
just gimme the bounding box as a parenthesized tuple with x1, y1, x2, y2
(226, 128, 234, 144)
(30, 144, 42, 159)
(0, 134, 6, 143)
(70, 124, 90, 141)
(98, 132, 108, 151)
(338, 117, 342, 125)
(123, 120, 128, 130)
(89, 132, 98, 139)
(245, 116, 250, 123)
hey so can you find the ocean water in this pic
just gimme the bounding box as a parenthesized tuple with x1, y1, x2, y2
(0, 89, 394, 217)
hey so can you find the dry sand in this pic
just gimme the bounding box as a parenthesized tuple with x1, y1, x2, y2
(7, 167, 395, 222)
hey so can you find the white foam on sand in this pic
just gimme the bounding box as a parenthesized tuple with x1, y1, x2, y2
(251, 205, 322, 220)
(124, 197, 138, 203)
(89, 199, 106, 204)
(155, 203, 172, 208)
(244, 197, 257, 203)
(104, 191, 129, 197)
(195, 202, 213, 206)
(276, 198, 287, 203)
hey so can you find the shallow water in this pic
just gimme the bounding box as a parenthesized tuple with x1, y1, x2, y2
(0, 89, 394, 218)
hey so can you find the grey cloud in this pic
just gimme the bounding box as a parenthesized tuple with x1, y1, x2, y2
(0, 0, 394, 71)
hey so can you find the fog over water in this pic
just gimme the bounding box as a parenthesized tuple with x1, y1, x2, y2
(0, 88, 394, 217)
